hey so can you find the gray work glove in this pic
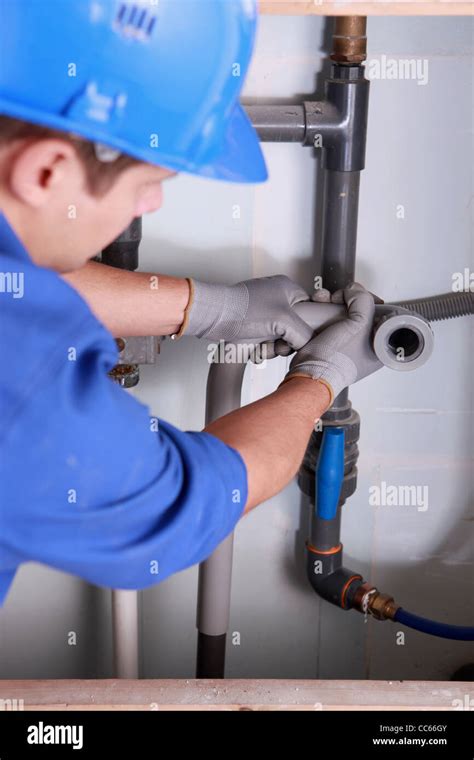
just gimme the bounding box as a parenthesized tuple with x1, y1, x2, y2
(176, 275, 314, 349)
(283, 282, 383, 402)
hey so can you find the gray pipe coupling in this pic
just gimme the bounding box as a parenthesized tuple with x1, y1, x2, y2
(372, 307, 434, 371)
(291, 301, 434, 372)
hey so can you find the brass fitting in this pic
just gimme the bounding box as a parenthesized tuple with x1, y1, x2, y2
(108, 364, 139, 389)
(352, 582, 400, 621)
(331, 17, 367, 65)
(368, 592, 400, 621)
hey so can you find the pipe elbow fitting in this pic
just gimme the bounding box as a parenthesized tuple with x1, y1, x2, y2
(306, 543, 363, 610)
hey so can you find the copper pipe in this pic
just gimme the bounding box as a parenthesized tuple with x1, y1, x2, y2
(331, 17, 367, 64)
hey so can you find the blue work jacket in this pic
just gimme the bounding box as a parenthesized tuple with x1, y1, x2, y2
(0, 212, 247, 604)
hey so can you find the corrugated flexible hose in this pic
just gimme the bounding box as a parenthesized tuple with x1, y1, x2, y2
(393, 291, 474, 322)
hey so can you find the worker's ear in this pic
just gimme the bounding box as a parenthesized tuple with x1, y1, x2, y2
(7, 139, 81, 208)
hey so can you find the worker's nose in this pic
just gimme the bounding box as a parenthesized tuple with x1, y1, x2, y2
(135, 184, 164, 216)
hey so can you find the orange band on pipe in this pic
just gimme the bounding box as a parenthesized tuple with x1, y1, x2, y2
(341, 575, 363, 608)
(306, 542, 342, 556)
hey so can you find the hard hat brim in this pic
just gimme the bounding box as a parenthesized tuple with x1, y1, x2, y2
(189, 102, 269, 184)
(0, 99, 268, 185)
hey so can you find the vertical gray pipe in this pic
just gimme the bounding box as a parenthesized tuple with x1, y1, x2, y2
(112, 589, 139, 678)
(196, 361, 247, 677)
(321, 170, 360, 291)
(195, 171, 363, 676)
(308, 61, 369, 562)
(103, 221, 142, 680)
(321, 170, 361, 408)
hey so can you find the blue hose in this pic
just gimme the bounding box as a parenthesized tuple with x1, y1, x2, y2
(393, 608, 474, 641)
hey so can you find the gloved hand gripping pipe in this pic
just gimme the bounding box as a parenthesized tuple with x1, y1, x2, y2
(291, 291, 474, 372)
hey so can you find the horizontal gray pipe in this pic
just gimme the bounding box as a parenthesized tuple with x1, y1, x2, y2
(244, 104, 306, 143)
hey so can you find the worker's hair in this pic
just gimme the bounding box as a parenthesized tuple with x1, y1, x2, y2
(0, 115, 140, 195)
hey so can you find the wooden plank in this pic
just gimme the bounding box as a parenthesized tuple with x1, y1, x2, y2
(0, 679, 472, 711)
(259, 1, 473, 15)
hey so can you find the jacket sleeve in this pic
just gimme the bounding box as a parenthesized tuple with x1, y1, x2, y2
(0, 314, 247, 594)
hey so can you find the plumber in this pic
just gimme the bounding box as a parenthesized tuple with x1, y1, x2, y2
(0, 0, 381, 603)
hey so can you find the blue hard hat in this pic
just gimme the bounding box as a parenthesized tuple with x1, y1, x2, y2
(0, 0, 268, 184)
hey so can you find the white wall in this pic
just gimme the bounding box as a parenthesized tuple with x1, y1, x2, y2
(1, 16, 472, 682)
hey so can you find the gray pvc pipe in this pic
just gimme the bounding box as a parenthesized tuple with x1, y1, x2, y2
(244, 104, 306, 143)
(293, 301, 436, 371)
(320, 171, 361, 291)
(112, 589, 139, 678)
(196, 362, 247, 637)
(196, 537, 235, 637)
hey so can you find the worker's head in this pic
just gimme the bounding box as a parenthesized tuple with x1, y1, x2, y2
(0, 115, 177, 271)
(0, 0, 267, 272)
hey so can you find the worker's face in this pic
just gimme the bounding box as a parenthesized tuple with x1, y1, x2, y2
(0, 138, 177, 272)
(68, 160, 178, 270)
